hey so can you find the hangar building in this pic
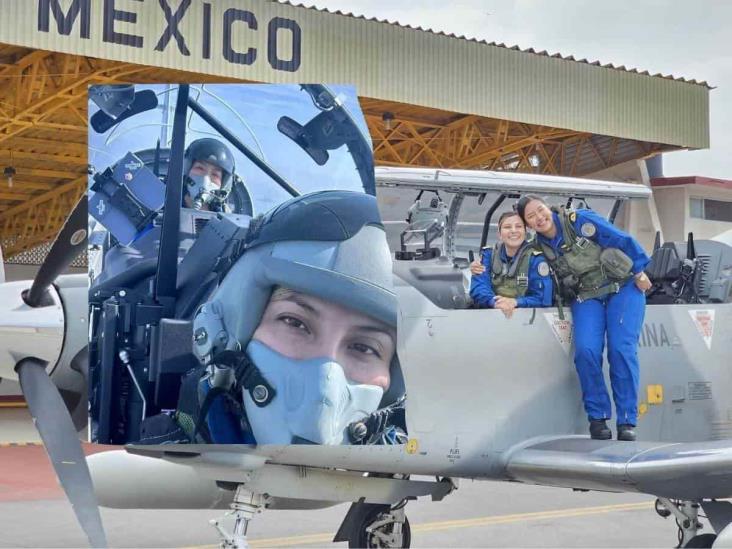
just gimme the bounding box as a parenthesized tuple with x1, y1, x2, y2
(0, 0, 714, 268)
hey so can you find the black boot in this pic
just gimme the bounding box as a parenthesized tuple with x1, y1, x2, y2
(589, 419, 611, 440)
(617, 424, 636, 441)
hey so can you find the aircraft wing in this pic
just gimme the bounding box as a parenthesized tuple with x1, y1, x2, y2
(123, 444, 455, 506)
(126, 435, 732, 502)
(501, 436, 732, 500)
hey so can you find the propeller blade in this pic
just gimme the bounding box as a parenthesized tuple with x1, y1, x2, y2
(653, 231, 661, 253)
(25, 197, 87, 308)
(69, 346, 90, 432)
(16, 357, 107, 548)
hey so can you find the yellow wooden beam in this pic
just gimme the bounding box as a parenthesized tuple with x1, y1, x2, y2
(0, 118, 87, 133)
(0, 192, 31, 201)
(0, 50, 51, 78)
(0, 149, 85, 164)
(7, 167, 83, 179)
(1, 176, 86, 256)
(0, 56, 141, 146)
(1, 175, 85, 219)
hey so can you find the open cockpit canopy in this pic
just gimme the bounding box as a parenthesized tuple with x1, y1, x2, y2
(377, 167, 652, 262)
(375, 167, 652, 201)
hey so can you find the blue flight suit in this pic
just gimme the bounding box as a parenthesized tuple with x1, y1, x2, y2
(470, 243, 553, 308)
(537, 209, 650, 426)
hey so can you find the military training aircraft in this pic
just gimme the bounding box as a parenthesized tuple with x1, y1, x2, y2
(1, 83, 731, 549)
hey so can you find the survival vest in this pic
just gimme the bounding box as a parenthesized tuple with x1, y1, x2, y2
(536, 207, 631, 302)
(489, 242, 536, 298)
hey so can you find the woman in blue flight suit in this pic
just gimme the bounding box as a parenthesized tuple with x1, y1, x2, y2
(516, 195, 652, 441)
(470, 211, 553, 317)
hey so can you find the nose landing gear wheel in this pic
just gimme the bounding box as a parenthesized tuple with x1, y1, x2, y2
(349, 505, 411, 548)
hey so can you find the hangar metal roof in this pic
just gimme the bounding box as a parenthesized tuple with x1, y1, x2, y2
(0, 0, 709, 149)
(287, 2, 710, 88)
(0, 0, 711, 257)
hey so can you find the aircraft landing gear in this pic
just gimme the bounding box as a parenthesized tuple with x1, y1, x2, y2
(655, 498, 712, 548)
(210, 485, 266, 548)
(347, 499, 411, 548)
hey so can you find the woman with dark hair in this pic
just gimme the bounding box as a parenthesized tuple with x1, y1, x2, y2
(515, 195, 651, 441)
(469, 210, 552, 318)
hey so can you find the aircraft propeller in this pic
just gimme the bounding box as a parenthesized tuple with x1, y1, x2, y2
(23, 195, 88, 307)
(13, 197, 107, 548)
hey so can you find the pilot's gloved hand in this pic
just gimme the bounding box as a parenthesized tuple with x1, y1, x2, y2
(469, 260, 485, 276)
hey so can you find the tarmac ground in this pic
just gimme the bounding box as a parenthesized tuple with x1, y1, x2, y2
(0, 408, 698, 548)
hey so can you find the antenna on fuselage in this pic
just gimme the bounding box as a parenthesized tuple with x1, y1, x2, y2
(653, 231, 662, 253)
(153, 139, 161, 178)
(686, 232, 696, 260)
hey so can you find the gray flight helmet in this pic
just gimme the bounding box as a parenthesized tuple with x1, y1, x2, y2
(183, 138, 236, 195)
(193, 190, 404, 407)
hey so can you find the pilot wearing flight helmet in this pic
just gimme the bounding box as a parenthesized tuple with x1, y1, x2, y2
(469, 210, 553, 317)
(182, 138, 236, 212)
(140, 190, 407, 446)
(94, 137, 244, 282)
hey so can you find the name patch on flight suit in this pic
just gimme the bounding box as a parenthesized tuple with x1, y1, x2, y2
(580, 222, 597, 237)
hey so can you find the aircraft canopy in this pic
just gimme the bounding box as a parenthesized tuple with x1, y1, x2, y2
(375, 167, 653, 200)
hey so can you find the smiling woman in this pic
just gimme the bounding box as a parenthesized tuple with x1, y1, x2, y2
(469, 211, 553, 317)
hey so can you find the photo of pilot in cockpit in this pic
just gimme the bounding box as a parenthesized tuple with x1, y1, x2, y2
(87, 84, 406, 447)
(180, 190, 406, 446)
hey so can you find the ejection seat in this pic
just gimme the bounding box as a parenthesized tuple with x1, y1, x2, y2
(395, 193, 448, 261)
(646, 235, 732, 304)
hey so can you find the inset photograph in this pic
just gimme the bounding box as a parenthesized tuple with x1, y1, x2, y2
(88, 84, 406, 446)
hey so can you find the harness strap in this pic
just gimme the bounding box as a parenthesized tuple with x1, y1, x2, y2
(490, 243, 505, 277)
(491, 244, 532, 287)
(507, 248, 525, 279)
(348, 395, 408, 445)
(213, 350, 277, 407)
(193, 350, 277, 443)
(556, 207, 580, 250)
(193, 386, 225, 444)
(576, 281, 624, 302)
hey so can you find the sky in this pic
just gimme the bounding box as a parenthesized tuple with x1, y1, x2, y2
(301, 0, 732, 179)
(88, 84, 370, 214)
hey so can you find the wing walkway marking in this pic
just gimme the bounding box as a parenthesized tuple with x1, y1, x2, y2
(0, 402, 27, 408)
(188, 500, 654, 548)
